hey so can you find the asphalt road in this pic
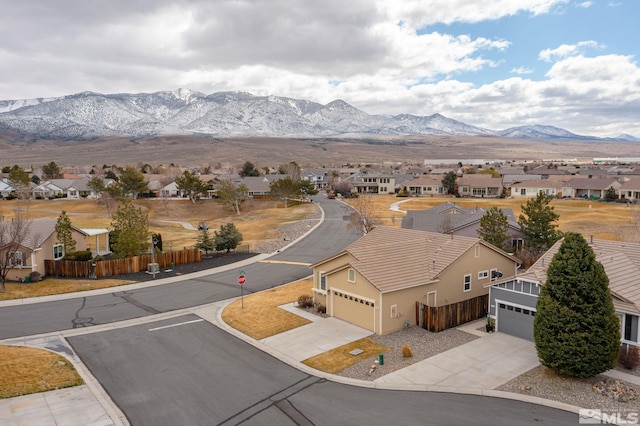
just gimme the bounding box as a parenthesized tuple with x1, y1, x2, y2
(68, 315, 578, 426)
(2, 196, 578, 425)
(0, 196, 361, 339)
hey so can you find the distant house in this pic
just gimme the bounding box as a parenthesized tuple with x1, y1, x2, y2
(564, 177, 622, 199)
(310, 226, 520, 335)
(457, 175, 503, 198)
(487, 237, 640, 346)
(618, 178, 640, 202)
(348, 172, 396, 195)
(32, 177, 108, 199)
(402, 202, 523, 249)
(0, 217, 89, 280)
(0, 181, 14, 198)
(402, 175, 446, 196)
(240, 175, 287, 198)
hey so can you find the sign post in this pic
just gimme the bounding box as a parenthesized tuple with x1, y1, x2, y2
(238, 270, 246, 309)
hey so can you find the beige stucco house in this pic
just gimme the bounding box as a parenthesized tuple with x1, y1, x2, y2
(1, 217, 88, 281)
(310, 226, 520, 335)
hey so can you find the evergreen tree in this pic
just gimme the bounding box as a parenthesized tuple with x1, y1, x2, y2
(55, 211, 76, 257)
(110, 199, 149, 258)
(441, 171, 457, 195)
(239, 161, 260, 177)
(477, 207, 509, 250)
(518, 191, 561, 257)
(194, 228, 215, 254)
(534, 233, 620, 378)
(175, 170, 208, 203)
(42, 161, 62, 180)
(118, 165, 149, 199)
(214, 223, 243, 252)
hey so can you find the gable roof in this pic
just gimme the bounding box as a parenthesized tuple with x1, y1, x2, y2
(565, 177, 620, 190)
(401, 203, 519, 233)
(314, 226, 517, 293)
(0, 217, 88, 251)
(508, 237, 640, 314)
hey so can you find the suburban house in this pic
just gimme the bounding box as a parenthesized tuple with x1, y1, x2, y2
(487, 237, 640, 346)
(401, 175, 445, 196)
(401, 202, 524, 249)
(32, 177, 110, 199)
(0, 181, 14, 198)
(0, 217, 89, 281)
(510, 178, 567, 198)
(240, 175, 289, 198)
(618, 178, 640, 202)
(348, 172, 396, 195)
(457, 175, 503, 198)
(310, 226, 520, 335)
(563, 177, 622, 200)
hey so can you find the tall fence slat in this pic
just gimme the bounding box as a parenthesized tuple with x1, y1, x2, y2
(45, 248, 203, 279)
(421, 294, 488, 333)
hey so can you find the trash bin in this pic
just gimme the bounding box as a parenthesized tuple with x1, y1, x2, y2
(24, 275, 31, 283)
(378, 353, 384, 366)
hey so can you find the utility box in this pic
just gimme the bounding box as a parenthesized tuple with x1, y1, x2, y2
(147, 263, 159, 273)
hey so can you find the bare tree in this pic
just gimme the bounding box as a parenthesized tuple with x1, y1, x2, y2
(0, 210, 32, 291)
(346, 196, 381, 234)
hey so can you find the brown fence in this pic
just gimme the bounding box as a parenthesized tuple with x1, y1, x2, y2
(420, 294, 488, 333)
(45, 249, 202, 279)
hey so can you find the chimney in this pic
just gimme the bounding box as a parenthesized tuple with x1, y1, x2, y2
(432, 260, 436, 271)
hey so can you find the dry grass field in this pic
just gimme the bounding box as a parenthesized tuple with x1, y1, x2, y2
(0, 346, 83, 399)
(2, 132, 639, 168)
(0, 197, 317, 251)
(347, 195, 640, 241)
(0, 278, 134, 301)
(301, 338, 390, 374)
(221, 278, 314, 340)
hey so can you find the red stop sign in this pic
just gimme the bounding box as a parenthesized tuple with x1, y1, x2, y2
(238, 274, 246, 285)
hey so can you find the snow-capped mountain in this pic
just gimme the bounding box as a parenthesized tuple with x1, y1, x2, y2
(0, 89, 625, 140)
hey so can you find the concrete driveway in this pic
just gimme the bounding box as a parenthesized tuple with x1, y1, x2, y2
(374, 331, 540, 389)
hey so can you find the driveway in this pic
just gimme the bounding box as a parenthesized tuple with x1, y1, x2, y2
(374, 331, 539, 389)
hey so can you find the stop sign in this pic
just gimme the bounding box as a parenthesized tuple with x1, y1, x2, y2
(237, 274, 246, 285)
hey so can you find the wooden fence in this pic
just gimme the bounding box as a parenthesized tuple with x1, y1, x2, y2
(45, 249, 202, 279)
(419, 294, 488, 333)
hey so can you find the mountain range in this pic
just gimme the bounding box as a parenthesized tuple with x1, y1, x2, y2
(0, 89, 635, 141)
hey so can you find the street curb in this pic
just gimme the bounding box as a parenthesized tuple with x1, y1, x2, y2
(210, 298, 584, 416)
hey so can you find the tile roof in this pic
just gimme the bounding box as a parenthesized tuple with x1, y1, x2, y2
(402, 203, 519, 233)
(330, 226, 514, 293)
(515, 237, 640, 314)
(0, 217, 88, 251)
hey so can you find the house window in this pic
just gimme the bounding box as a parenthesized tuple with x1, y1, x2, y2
(474, 244, 480, 258)
(390, 304, 398, 318)
(348, 268, 356, 283)
(478, 270, 488, 279)
(520, 188, 526, 196)
(10, 251, 23, 266)
(511, 239, 523, 249)
(319, 273, 327, 291)
(54, 244, 64, 260)
(463, 274, 471, 292)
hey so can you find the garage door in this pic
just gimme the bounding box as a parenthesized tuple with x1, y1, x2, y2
(497, 302, 535, 340)
(331, 290, 375, 332)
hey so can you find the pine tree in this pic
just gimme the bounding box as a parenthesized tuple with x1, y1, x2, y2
(55, 211, 76, 257)
(214, 223, 243, 252)
(477, 207, 509, 249)
(110, 199, 149, 258)
(534, 233, 620, 378)
(195, 228, 215, 254)
(518, 191, 561, 257)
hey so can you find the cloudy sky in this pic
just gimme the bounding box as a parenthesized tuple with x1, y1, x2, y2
(1, 0, 638, 137)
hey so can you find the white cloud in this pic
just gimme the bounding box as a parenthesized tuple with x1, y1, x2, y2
(539, 40, 602, 62)
(577, 1, 594, 8)
(510, 67, 535, 75)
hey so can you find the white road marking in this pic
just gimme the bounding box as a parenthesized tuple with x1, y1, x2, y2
(148, 319, 204, 332)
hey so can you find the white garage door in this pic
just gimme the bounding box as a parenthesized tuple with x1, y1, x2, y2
(497, 302, 535, 341)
